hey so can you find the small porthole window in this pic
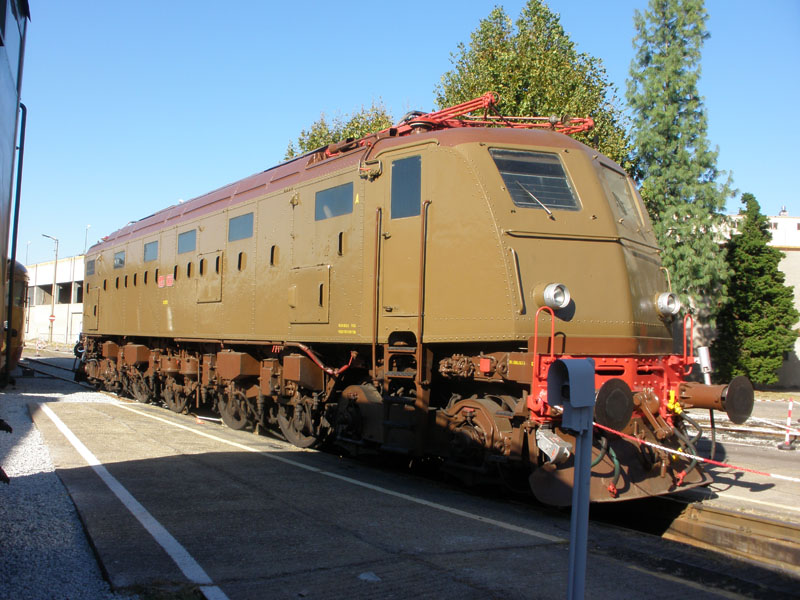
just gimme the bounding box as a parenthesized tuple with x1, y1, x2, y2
(93, 306, 97, 316)
(270, 245, 278, 266)
(199, 258, 205, 276)
(238, 252, 246, 271)
(124, 275, 128, 288)
(103, 279, 107, 291)
(318, 283, 324, 307)
(173, 265, 178, 281)
(85, 283, 89, 293)
(115, 277, 119, 289)
(133, 273, 137, 286)
(338, 232, 344, 256)
(187, 262, 192, 278)
(215, 256, 220, 274)
(144, 271, 148, 285)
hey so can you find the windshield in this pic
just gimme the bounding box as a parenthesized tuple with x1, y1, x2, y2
(490, 148, 580, 211)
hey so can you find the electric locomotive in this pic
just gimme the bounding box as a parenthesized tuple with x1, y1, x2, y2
(79, 94, 752, 505)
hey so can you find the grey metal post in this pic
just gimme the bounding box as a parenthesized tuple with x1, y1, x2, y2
(547, 358, 596, 600)
(42, 234, 58, 343)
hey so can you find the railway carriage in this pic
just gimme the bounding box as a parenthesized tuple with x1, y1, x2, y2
(80, 94, 752, 505)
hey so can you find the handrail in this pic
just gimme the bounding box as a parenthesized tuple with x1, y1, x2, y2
(532, 305, 556, 384)
(372, 208, 382, 383)
(416, 200, 432, 378)
(508, 247, 525, 315)
(682, 313, 695, 374)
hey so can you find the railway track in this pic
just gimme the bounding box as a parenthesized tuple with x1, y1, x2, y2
(664, 502, 800, 577)
(19, 355, 800, 580)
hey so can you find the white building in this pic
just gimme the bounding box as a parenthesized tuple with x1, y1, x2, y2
(25, 254, 84, 346)
(727, 207, 800, 388)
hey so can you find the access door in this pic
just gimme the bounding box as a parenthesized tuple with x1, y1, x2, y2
(380, 151, 426, 324)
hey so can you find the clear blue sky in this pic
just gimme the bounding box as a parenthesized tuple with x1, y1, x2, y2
(15, 0, 800, 265)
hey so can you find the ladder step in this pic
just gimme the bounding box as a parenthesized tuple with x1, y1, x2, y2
(388, 345, 417, 354)
(386, 370, 416, 378)
(384, 396, 416, 406)
(383, 420, 414, 430)
(381, 444, 411, 455)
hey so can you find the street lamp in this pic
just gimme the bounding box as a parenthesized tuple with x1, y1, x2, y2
(42, 234, 58, 344)
(84, 224, 91, 255)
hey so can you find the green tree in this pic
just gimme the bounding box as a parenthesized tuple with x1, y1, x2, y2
(435, 0, 631, 167)
(711, 194, 799, 385)
(285, 101, 393, 160)
(627, 0, 732, 325)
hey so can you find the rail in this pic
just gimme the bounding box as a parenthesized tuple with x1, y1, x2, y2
(664, 502, 800, 576)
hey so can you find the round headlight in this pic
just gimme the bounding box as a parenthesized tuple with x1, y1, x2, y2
(656, 292, 680, 317)
(542, 283, 571, 310)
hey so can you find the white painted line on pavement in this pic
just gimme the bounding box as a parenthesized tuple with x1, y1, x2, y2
(115, 403, 566, 543)
(38, 403, 229, 600)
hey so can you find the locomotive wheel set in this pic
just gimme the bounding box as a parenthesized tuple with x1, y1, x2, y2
(79, 94, 753, 506)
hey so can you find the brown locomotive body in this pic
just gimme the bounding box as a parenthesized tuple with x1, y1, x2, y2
(80, 96, 752, 505)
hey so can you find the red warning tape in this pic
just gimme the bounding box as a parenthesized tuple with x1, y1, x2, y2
(593, 422, 800, 484)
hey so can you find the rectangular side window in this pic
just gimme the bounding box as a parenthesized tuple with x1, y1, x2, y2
(315, 182, 353, 221)
(598, 164, 642, 226)
(228, 212, 254, 242)
(178, 229, 196, 254)
(113, 251, 125, 269)
(144, 240, 159, 262)
(391, 156, 421, 219)
(490, 149, 580, 211)
(86, 259, 95, 275)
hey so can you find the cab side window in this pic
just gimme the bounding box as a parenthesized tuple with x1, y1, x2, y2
(391, 156, 421, 219)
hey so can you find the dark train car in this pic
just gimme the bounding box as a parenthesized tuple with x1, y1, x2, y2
(79, 94, 753, 505)
(0, 0, 29, 376)
(2, 259, 27, 370)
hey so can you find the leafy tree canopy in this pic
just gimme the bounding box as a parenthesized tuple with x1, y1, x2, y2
(627, 0, 732, 325)
(435, 0, 632, 167)
(285, 101, 393, 160)
(711, 194, 799, 385)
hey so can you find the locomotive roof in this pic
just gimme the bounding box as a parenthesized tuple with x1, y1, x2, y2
(88, 126, 596, 255)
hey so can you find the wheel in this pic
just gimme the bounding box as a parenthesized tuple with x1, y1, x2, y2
(163, 387, 189, 413)
(277, 401, 318, 448)
(125, 372, 151, 404)
(218, 391, 250, 430)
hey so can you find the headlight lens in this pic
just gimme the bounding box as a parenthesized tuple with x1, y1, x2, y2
(543, 283, 571, 310)
(656, 292, 680, 317)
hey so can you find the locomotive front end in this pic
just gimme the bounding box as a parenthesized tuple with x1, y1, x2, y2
(433, 129, 754, 505)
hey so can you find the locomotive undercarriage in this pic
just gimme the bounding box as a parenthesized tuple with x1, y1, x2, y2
(78, 334, 750, 506)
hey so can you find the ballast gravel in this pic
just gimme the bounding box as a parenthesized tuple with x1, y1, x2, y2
(0, 365, 138, 600)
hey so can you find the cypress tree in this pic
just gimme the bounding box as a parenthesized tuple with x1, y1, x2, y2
(627, 0, 731, 327)
(712, 194, 799, 385)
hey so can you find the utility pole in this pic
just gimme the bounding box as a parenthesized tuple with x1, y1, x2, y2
(42, 234, 58, 344)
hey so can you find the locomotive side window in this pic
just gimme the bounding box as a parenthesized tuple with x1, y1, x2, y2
(144, 240, 159, 262)
(86, 259, 95, 275)
(391, 155, 421, 219)
(178, 229, 196, 254)
(228, 212, 254, 241)
(315, 182, 353, 220)
(113, 251, 125, 269)
(599, 165, 641, 225)
(489, 149, 579, 211)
